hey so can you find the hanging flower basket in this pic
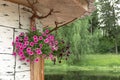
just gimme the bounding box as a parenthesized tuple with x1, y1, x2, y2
(12, 27, 71, 63)
(12, 27, 71, 80)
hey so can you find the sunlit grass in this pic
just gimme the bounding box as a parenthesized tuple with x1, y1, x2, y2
(45, 54, 120, 75)
(79, 54, 120, 66)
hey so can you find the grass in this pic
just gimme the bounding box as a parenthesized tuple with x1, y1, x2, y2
(45, 54, 120, 76)
(79, 54, 120, 66)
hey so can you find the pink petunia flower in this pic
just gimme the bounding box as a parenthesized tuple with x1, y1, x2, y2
(33, 35, 38, 39)
(28, 51, 34, 55)
(42, 32, 46, 36)
(19, 43, 23, 47)
(23, 44, 27, 48)
(15, 36, 19, 42)
(18, 51, 24, 56)
(49, 53, 54, 60)
(39, 44, 43, 48)
(51, 46, 58, 51)
(32, 27, 36, 31)
(26, 59, 30, 62)
(39, 36, 43, 40)
(20, 57, 25, 61)
(35, 48, 42, 54)
(24, 41, 29, 45)
(26, 47, 31, 52)
(44, 38, 49, 43)
(15, 45, 19, 49)
(20, 54, 25, 58)
(12, 42, 14, 46)
(45, 29, 49, 34)
(49, 42, 53, 46)
(24, 36, 28, 41)
(55, 40, 58, 45)
(49, 35, 54, 41)
(34, 38, 38, 43)
(20, 32, 24, 36)
(30, 42, 34, 47)
(19, 47, 24, 51)
(12, 52, 16, 56)
(34, 58, 40, 62)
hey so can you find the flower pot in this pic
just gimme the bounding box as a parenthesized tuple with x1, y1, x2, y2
(30, 56, 44, 80)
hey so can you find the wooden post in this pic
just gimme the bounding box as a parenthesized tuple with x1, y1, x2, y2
(30, 14, 44, 80)
(30, 56, 44, 80)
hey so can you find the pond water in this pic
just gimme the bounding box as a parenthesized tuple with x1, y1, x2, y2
(45, 71, 120, 80)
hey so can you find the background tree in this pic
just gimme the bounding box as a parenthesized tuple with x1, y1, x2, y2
(97, 0, 120, 54)
(54, 16, 101, 64)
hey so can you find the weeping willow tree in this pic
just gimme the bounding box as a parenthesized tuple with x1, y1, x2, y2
(54, 16, 101, 64)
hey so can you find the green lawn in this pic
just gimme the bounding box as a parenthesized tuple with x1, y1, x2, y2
(79, 54, 120, 66)
(45, 54, 120, 76)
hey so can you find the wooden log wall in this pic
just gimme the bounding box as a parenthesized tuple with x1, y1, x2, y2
(0, 0, 42, 80)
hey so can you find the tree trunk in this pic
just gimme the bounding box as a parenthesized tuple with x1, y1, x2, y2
(30, 56, 44, 80)
(115, 39, 118, 54)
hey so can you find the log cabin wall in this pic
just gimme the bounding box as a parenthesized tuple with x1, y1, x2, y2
(0, 0, 42, 80)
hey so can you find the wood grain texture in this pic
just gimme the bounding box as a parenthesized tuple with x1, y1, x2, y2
(0, 26, 13, 54)
(0, 0, 19, 28)
(15, 71, 30, 80)
(5, 0, 95, 27)
(30, 56, 44, 80)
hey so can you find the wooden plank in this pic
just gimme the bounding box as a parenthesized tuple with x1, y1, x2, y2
(0, 0, 19, 28)
(0, 26, 13, 54)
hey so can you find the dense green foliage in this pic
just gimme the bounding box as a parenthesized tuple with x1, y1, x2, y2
(97, 0, 120, 53)
(45, 1, 120, 80)
(53, 17, 101, 64)
(53, 0, 120, 57)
